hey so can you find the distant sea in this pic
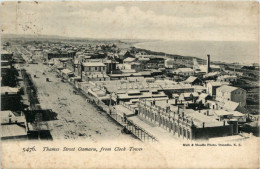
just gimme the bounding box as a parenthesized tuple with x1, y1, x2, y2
(134, 40, 259, 65)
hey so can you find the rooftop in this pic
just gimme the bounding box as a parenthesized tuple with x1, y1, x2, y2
(1, 111, 26, 124)
(1, 124, 27, 138)
(184, 110, 225, 128)
(207, 81, 228, 86)
(82, 62, 106, 67)
(124, 57, 136, 62)
(185, 76, 198, 83)
(1, 86, 20, 95)
(213, 110, 234, 116)
(177, 68, 194, 72)
(61, 69, 73, 75)
(217, 85, 239, 93)
(223, 100, 239, 111)
(114, 105, 136, 117)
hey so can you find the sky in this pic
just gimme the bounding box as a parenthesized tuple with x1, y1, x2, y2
(1, 1, 259, 41)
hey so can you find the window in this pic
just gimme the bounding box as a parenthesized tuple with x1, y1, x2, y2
(95, 67, 97, 70)
(179, 128, 182, 136)
(187, 131, 190, 139)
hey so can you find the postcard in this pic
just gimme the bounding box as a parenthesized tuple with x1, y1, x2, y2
(1, 1, 259, 168)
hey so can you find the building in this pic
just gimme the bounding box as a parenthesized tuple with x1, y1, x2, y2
(206, 100, 247, 114)
(130, 62, 144, 72)
(1, 60, 12, 75)
(212, 110, 246, 123)
(1, 50, 13, 61)
(44, 50, 76, 60)
(173, 68, 194, 76)
(103, 60, 117, 74)
(203, 72, 221, 80)
(216, 85, 246, 107)
(165, 59, 175, 68)
(93, 81, 168, 104)
(58, 58, 73, 70)
(82, 62, 107, 75)
(114, 89, 168, 103)
(1, 110, 28, 140)
(206, 81, 229, 97)
(197, 93, 211, 105)
(158, 82, 194, 98)
(179, 92, 199, 103)
(1, 86, 22, 111)
(184, 76, 203, 85)
(217, 75, 237, 83)
(80, 62, 110, 81)
(145, 57, 165, 69)
(118, 50, 132, 61)
(84, 74, 110, 82)
(60, 69, 74, 79)
(137, 99, 234, 140)
(123, 57, 137, 64)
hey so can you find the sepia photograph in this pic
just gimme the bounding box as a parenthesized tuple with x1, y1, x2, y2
(1, 0, 259, 168)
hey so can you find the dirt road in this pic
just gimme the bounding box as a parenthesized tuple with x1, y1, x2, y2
(23, 63, 135, 142)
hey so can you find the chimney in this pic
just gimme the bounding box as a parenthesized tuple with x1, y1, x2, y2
(207, 54, 210, 73)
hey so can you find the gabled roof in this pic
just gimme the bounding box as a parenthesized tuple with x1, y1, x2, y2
(199, 93, 209, 99)
(230, 111, 245, 117)
(223, 100, 239, 110)
(119, 50, 128, 55)
(124, 57, 136, 62)
(185, 76, 198, 83)
(204, 72, 220, 77)
(217, 85, 240, 93)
